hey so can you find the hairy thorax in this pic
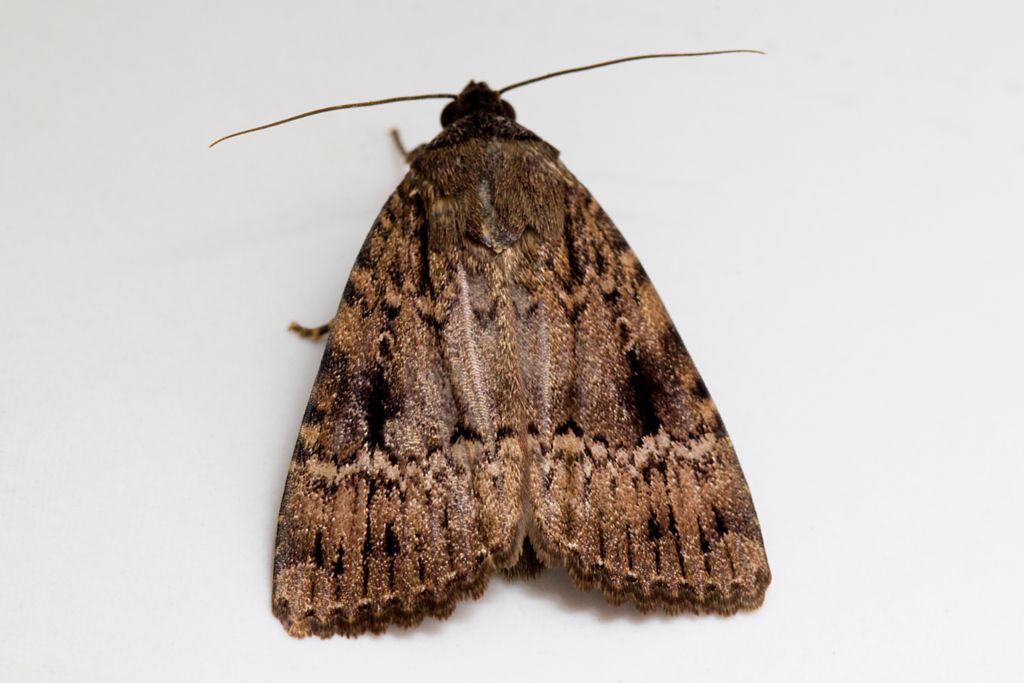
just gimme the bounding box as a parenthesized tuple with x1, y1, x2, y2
(411, 114, 567, 254)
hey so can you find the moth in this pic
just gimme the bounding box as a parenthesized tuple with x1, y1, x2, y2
(213, 52, 770, 637)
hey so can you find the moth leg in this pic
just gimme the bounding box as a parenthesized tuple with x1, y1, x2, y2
(287, 319, 333, 341)
(389, 128, 423, 164)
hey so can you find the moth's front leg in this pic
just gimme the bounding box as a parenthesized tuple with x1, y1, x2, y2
(389, 128, 424, 164)
(287, 126, 414, 345)
(287, 319, 333, 341)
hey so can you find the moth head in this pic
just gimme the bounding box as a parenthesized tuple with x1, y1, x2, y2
(440, 82, 516, 127)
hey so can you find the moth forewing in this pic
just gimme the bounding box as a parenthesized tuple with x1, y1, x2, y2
(268, 78, 768, 638)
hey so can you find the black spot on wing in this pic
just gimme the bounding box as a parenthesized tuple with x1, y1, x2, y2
(555, 418, 583, 438)
(624, 348, 662, 438)
(450, 423, 483, 444)
(377, 334, 392, 360)
(647, 513, 662, 541)
(313, 530, 325, 568)
(496, 425, 517, 440)
(713, 508, 728, 537)
(699, 525, 711, 555)
(342, 279, 360, 306)
(692, 376, 711, 399)
(384, 524, 399, 556)
(667, 507, 686, 575)
(332, 542, 345, 576)
(365, 363, 394, 452)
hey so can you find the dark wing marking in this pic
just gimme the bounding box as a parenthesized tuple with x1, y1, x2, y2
(521, 176, 771, 613)
(272, 179, 525, 637)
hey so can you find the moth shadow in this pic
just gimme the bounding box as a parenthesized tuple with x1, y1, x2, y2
(508, 568, 689, 626)
(386, 567, 694, 640)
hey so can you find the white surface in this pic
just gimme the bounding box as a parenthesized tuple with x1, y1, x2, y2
(2, 1, 1022, 681)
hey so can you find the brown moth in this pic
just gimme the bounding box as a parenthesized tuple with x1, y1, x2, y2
(214, 52, 770, 638)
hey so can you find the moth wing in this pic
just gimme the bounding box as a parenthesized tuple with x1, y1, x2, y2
(521, 178, 770, 613)
(272, 180, 524, 637)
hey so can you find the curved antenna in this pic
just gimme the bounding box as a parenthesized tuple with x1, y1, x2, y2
(498, 50, 765, 94)
(209, 93, 458, 147)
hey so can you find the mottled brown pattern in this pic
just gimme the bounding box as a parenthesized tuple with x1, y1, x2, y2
(272, 83, 769, 638)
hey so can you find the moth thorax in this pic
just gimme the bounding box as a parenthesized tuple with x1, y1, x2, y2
(469, 178, 524, 252)
(440, 81, 516, 127)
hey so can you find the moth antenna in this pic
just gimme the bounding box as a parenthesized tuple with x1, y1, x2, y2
(497, 50, 765, 94)
(209, 93, 458, 147)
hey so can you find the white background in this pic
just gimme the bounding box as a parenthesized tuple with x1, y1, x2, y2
(2, 1, 1022, 681)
